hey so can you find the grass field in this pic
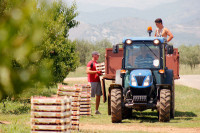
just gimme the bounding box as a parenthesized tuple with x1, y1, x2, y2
(0, 83, 200, 133)
(1, 65, 200, 132)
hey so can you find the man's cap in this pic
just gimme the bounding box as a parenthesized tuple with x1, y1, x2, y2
(92, 51, 100, 56)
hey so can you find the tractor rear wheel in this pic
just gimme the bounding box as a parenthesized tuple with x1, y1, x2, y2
(111, 88, 122, 123)
(159, 89, 171, 122)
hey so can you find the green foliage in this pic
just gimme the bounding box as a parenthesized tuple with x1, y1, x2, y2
(0, 0, 49, 99)
(179, 44, 200, 69)
(0, 0, 79, 99)
(75, 39, 112, 65)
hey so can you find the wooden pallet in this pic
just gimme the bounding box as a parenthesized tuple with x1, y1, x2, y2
(58, 84, 82, 92)
(31, 96, 71, 105)
(31, 96, 72, 133)
(31, 104, 71, 112)
(57, 84, 82, 131)
(77, 84, 92, 116)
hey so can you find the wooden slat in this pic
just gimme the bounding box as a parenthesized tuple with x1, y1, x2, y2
(31, 124, 71, 130)
(31, 104, 71, 112)
(80, 108, 91, 112)
(31, 111, 71, 118)
(31, 118, 71, 124)
(31, 97, 71, 105)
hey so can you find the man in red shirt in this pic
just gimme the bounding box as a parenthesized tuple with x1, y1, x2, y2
(86, 51, 102, 114)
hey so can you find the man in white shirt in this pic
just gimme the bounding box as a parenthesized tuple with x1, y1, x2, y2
(154, 18, 174, 42)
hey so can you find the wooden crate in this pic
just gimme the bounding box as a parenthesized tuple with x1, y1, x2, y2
(57, 84, 82, 131)
(75, 84, 92, 116)
(96, 62, 105, 75)
(31, 96, 72, 133)
(71, 115, 80, 120)
(80, 111, 92, 115)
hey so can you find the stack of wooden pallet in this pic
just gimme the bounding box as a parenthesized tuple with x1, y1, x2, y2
(96, 62, 105, 75)
(57, 85, 82, 130)
(31, 96, 72, 133)
(76, 84, 92, 116)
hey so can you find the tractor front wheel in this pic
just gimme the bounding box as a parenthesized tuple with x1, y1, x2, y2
(159, 89, 171, 122)
(111, 88, 122, 123)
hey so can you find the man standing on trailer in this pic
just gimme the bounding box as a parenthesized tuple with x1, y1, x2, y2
(86, 51, 102, 115)
(154, 18, 174, 42)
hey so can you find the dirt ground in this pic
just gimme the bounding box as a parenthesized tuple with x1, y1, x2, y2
(175, 75, 200, 90)
(80, 123, 200, 133)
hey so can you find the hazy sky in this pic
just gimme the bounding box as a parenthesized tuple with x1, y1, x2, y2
(63, 0, 178, 11)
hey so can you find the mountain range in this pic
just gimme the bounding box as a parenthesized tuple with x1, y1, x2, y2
(69, 0, 200, 46)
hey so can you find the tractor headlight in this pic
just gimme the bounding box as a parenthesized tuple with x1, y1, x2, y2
(125, 39, 132, 45)
(143, 76, 150, 86)
(131, 76, 137, 86)
(153, 39, 160, 45)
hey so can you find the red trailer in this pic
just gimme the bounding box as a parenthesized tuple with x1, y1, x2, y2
(101, 48, 179, 103)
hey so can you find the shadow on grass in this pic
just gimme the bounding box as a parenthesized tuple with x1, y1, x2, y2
(122, 110, 197, 123)
(175, 110, 197, 117)
(123, 111, 158, 123)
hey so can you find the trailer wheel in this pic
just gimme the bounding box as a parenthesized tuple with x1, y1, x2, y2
(111, 88, 122, 123)
(159, 89, 171, 122)
(170, 79, 175, 119)
(108, 94, 111, 115)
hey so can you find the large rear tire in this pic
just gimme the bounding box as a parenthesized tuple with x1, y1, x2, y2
(111, 88, 122, 123)
(170, 79, 175, 119)
(159, 89, 171, 122)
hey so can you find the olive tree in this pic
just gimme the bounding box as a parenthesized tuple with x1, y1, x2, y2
(179, 44, 200, 69)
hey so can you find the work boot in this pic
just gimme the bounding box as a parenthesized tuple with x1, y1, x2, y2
(95, 110, 101, 115)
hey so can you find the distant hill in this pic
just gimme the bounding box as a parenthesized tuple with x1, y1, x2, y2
(69, 0, 200, 46)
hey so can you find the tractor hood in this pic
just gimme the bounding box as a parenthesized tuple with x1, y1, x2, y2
(129, 69, 153, 88)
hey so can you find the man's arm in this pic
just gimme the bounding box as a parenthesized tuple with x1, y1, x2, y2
(165, 28, 174, 42)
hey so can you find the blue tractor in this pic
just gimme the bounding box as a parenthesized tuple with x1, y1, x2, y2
(109, 37, 175, 123)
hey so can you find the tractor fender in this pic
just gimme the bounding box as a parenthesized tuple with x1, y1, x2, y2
(110, 84, 122, 90)
(115, 69, 122, 85)
(164, 69, 174, 86)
